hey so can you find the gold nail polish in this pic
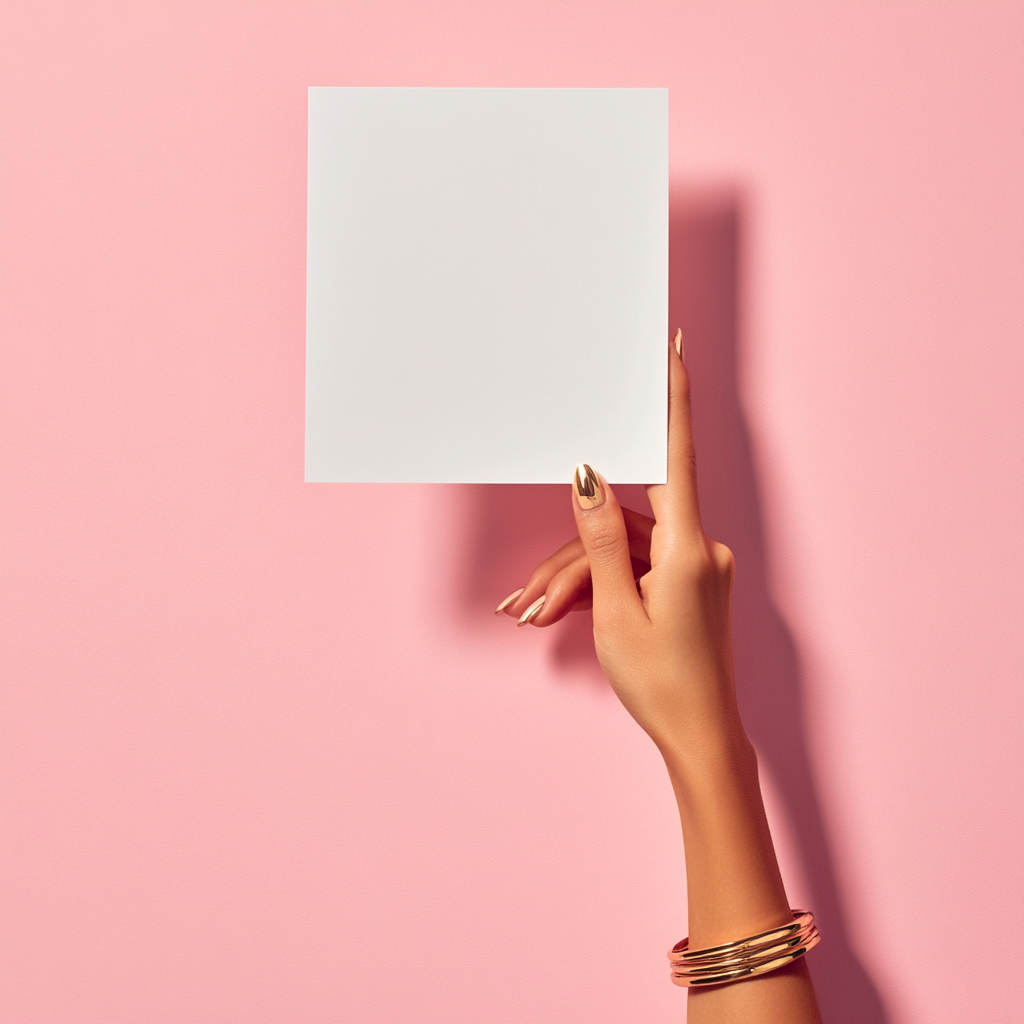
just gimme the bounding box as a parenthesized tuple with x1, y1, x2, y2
(495, 588, 525, 614)
(517, 595, 545, 626)
(674, 328, 685, 360)
(573, 464, 605, 510)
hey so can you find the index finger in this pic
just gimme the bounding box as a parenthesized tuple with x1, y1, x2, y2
(646, 331, 703, 540)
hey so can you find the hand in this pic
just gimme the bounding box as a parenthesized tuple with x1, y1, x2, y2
(496, 335, 822, 1020)
(497, 335, 741, 755)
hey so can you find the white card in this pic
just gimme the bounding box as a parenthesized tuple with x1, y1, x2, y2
(306, 88, 667, 483)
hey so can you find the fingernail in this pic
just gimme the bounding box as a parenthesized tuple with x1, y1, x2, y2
(673, 328, 685, 361)
(495, 588, 525, 614)
(573, 464, 605, 510)
(517, 595, 545, 626)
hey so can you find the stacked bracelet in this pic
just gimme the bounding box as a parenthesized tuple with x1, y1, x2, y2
(668, 910, 820, 988)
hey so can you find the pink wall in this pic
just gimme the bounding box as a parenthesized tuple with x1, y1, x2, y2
(2, 3, 1021, 1022)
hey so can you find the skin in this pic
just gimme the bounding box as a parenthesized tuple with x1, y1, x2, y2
(499, 339, 823, 1023)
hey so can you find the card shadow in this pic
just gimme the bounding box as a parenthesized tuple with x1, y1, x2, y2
(453, 188, 889, 1024)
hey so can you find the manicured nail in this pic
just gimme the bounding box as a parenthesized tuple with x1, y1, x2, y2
(495, 588, 525, 614)
(573, 464, 605, 510)
(517, 595, 545, 626)
(673, 327, 685, 360)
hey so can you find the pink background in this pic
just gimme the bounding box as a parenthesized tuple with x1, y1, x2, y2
(2, 2, 1021, 1022)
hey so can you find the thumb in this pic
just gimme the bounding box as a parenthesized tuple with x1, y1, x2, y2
(571, 464, 645, 620)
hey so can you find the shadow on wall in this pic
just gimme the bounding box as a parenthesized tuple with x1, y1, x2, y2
(458, 190, 889, 1024)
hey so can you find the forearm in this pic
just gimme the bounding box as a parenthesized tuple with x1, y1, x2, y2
(662, 716, 788, 945)
(658, 713, 822, 1023)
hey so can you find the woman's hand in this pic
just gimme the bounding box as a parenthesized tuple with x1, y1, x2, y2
(496, 333, 822, 1022)
(496, 335, 741, 757)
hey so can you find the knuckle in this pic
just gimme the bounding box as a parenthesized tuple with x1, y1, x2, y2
(711, 541, 736, 578)
(669, 441, 697, 478)
(584, 521, 625, 559)
(523, 566, 549, 591)
(547, 573, 581, 606)
(671, 538, 734, 585)
(526, 553, 567, 588)
(531, 558, 558, 582)
(671, 536, 711, 575)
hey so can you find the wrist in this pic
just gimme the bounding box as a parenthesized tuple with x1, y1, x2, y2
(655, 714, 758, 794)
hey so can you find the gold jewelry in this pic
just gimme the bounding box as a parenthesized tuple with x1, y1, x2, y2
(668, 910, 820, 988)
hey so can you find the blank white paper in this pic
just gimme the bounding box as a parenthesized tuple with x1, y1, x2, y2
(306, 87, 667, 483)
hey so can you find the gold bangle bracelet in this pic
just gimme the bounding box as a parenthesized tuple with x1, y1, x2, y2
(668, 910, 820, 988)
